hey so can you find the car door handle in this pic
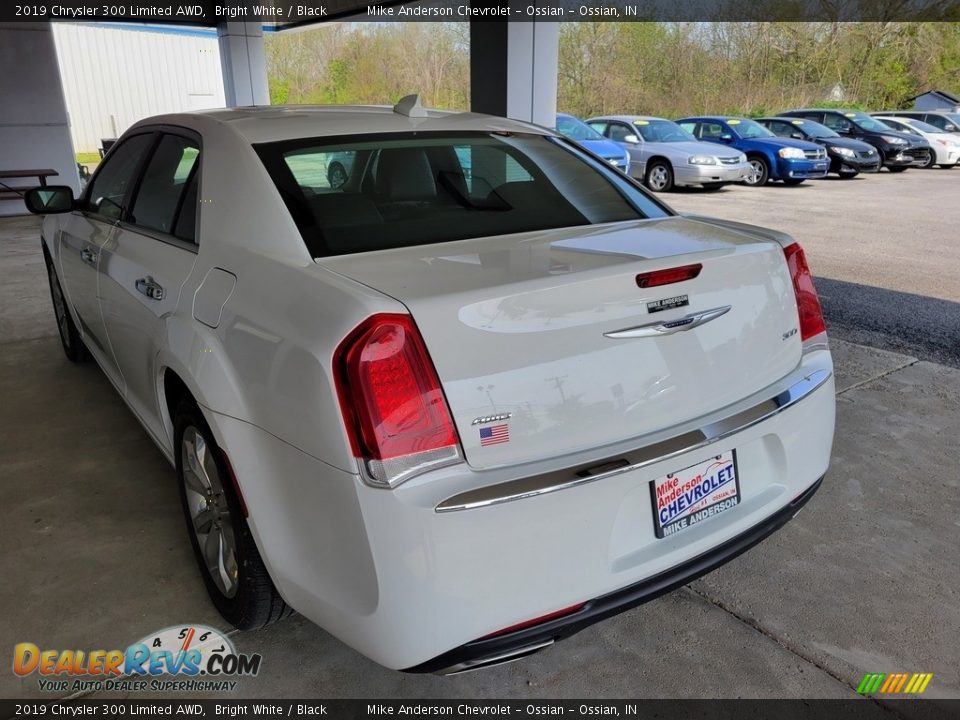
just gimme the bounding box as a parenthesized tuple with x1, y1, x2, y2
(135, 277, 165, 301)
(80, 247, 98, 265)
(604, 306, 732, 339)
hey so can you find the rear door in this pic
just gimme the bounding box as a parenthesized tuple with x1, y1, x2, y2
(97, 130, 201, 444)
(58, 132, 155, 389)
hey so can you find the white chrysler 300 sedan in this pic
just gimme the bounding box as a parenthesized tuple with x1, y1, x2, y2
(25, 100, 835, 673)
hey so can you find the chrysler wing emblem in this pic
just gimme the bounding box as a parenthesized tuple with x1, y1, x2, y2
(604, 306, 732, 339)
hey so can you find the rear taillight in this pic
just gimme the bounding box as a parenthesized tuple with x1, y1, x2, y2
(783, 242, 826, 342)
(335, 314, 462, 487)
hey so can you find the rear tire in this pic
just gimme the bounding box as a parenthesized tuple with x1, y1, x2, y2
(645, 161, 674, 192)
(45, 256, 88, 363)
(743, 157, 770, 186)
(175, 400, 292, 630)
(918, 153, 935, 169)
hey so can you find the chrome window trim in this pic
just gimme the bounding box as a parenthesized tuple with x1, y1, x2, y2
(435, 368, 832, 513)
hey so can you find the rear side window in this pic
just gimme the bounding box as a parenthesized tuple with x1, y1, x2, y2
(699, 122, 727, 139)
(129, 134, 201, 240)
(822, 114, 852, 132)
(255, 132, 669, 258)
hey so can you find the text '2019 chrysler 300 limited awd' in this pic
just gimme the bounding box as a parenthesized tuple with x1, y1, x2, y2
(25, 97, 835, 674)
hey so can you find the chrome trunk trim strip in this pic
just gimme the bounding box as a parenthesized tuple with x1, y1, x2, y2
(436, 369, 831, 513)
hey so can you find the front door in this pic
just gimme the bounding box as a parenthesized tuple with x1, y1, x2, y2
(98, 131, 201, 446)
(57, 132, 156, 389)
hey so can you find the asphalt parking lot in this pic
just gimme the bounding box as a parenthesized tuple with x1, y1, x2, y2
(1, 169, 957, 707)
(666, 169, 960, 367)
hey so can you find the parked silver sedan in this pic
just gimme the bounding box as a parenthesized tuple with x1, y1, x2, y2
(587, 115, 751, 191)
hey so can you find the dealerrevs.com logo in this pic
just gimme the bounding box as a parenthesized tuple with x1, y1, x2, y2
(13, 624, 261, 693)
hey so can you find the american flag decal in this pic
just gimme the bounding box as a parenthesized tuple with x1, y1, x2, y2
(479, 423, 510, 446)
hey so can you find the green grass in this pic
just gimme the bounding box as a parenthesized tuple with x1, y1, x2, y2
(76, 152, 100, 164)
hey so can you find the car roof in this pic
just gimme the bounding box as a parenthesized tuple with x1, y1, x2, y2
(589, 115, 672, 123)
(757, 116, 816, 123)
(785, 108, 866, 113)
(128, 105, 550, 144)
(676, 116, 749, 122)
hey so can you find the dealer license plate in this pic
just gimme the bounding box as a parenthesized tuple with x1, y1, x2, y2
(651, 450, 740, 539)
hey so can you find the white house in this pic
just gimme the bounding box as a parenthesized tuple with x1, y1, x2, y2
(908, 90, 960, 113)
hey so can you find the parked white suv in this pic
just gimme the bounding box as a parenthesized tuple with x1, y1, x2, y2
(25, 100, 835, 673)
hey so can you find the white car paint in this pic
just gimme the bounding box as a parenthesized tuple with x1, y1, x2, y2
(37, 105, 835, 672)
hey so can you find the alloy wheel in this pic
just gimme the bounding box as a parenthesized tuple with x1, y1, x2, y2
(648, 165, 670, 191)
(745, 159, 766, 186)
(181, 426, 239, 598)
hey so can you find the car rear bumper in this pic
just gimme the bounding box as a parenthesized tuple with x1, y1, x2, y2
(211, 349, 835, 670)
(674, 162, 751, 186)
(407, 474, 823, 674)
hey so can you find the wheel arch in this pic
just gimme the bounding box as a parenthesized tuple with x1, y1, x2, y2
(154, 323, 251, 459)
(645, 154, 672, 173)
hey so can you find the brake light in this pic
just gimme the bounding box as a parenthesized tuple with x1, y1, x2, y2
(480, 602, 587, 640)
(335, 314, 462, 487)
(783, 243, 826, 341)
(636, 263, 702, 288)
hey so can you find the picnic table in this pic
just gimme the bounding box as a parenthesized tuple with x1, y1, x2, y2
(0, 168, 59, 197)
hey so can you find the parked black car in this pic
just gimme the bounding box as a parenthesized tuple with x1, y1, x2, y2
(779, 109, 931, 172)
(757, 117, 880, 178)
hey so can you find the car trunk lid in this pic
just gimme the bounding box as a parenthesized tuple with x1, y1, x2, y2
(321, 216, 802, 470)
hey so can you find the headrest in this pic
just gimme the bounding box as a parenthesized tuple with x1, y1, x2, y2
(375, 148, 437, 201)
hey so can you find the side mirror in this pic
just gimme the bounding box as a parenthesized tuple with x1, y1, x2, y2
(944, 125, 957, 132)
(719, 134, 734, 142)
(24, 186, 75, 215)
(623, 134, 640, 144)
(790, 132, 804, 140)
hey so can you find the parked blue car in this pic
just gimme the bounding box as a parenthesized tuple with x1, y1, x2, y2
(676, 116, 830, 186)
(555, 113, 630, 173)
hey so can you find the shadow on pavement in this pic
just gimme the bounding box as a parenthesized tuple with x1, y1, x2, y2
(816, 276, 960, 368)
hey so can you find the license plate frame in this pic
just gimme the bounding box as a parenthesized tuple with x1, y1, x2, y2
(650, 450, 741, 539)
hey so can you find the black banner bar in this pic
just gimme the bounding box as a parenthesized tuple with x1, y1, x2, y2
(4, 700, 960, 720)
(3, 0, 959, 24)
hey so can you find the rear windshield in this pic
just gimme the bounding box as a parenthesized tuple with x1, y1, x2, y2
(254, 131, 668, 258)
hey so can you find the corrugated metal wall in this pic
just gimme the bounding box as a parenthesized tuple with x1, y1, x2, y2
(52, 24, 226, 153)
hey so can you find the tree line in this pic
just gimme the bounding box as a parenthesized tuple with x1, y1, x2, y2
(266, 22, 960, 118)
